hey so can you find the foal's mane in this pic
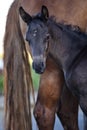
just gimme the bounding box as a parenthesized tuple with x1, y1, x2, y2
(47, 16, 87, 40)
(32, 13, 87, 41)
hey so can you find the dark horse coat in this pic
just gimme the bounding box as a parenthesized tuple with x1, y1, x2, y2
(19, 4, 87, 119)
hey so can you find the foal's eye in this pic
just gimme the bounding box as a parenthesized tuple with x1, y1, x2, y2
(33, 30, 37, 37)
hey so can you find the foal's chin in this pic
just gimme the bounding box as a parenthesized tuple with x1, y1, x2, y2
(34, 68, 45, 74)
(32, 60, 46, 74)
(32, 63, 46, 74)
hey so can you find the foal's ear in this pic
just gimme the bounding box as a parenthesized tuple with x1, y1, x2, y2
(41, 5, 49, 20)
(19, 6, 32, 25)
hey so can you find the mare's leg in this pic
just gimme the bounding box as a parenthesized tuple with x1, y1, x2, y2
(57, 85, 79, 130)
(34, 57, 64, 130)
(34, 57, 79, 130)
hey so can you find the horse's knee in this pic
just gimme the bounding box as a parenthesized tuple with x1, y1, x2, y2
(34, 102, 55, 130)
(34, 102, 44, 120)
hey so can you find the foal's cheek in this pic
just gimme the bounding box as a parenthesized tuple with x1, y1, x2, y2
(34, 102, 55, 130)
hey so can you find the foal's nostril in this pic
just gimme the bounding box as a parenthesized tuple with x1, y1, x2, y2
(41, 62, 44, 68)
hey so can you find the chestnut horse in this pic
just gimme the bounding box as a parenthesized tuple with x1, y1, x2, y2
(4, 0, 87, 130)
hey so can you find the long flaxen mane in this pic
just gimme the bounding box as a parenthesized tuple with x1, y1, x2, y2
(4, 1, 33, 130)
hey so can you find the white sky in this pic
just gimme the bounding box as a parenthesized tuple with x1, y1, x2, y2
(0, 0, 13, 54)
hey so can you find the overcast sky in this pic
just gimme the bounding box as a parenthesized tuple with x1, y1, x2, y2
(0, 0, 13, 54)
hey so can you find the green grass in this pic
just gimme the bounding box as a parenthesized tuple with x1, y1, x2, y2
(31, 67, 40, 90)
(0, 75, 4, 94)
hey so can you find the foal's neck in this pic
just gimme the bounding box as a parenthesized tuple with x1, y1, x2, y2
(47, 18, 87, 71)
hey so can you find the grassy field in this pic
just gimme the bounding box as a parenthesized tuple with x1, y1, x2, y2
(31, 67, 40, 90)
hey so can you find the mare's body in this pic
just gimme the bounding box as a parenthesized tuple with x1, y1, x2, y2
(5, 0, 87, 130)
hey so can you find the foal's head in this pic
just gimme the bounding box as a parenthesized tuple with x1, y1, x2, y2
(19, 6, 50, 74)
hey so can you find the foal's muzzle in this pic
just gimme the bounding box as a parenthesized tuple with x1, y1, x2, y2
(32, 60, 46, 74)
